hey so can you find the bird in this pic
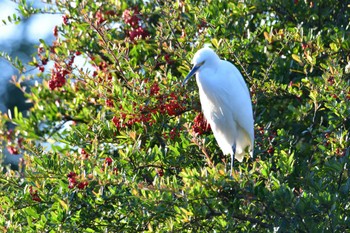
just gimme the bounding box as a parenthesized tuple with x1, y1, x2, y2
(183, 47, 254, 174)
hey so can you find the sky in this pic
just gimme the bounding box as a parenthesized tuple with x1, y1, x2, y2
(0, 0, 69, 164)
(0, 0, 93, 114)
(0, 0, 62, 111)
(0, 1, 61, 43)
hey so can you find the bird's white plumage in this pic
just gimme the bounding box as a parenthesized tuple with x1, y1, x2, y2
(185, 47, 254, 163)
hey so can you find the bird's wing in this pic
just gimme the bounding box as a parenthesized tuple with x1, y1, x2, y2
(218, 61, 254, 151)
(222, 61, 251, 99)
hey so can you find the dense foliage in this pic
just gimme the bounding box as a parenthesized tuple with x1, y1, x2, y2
(1, 0, 349, 232)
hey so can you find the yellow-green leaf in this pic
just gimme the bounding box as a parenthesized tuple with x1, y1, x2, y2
(211, 38, 219, 48)
(292, 54, 302, 64)
(58, 199, 69, 211)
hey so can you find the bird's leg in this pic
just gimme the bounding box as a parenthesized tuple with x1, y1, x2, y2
(230, 153, 234, 176)
(230, 145, 236, 176)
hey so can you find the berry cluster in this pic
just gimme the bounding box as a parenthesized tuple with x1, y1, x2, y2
(95, 10, 106, 25)
(35, 43, 48, 73)
(192, 113, 211, 135)
(29, 186, 41, 202)
(105, 157, 113, 166)
(67, 171, 88, 190)
(150, 83, 160, 95)
(95, 9, 116, 25)
(53, 25, 58, 37)
(45, 14, 85, 91)
(157, 168, 164, 177)
(92, 60, 112, 82)
(62, 15, 69, 25)
(157, 92, 186, 116)
(256, 126, 277, 155)
(5, 129, 22, 155)
(129, 27, 149, 41)
(101, 157, 118, 174)
(105, 99, 114, 108)
(122, 8, 139, 28)
(48, 62, 70, 90)
(7, 146, 19, 155)
(79, 148, 89, 160)
(163, 54, 173, 65)
(164, 127, 181, 140)
(67, 171, 77, 189)
(112, 106, 154, 130)
(122, 8, 149, 41)
(323, 133, 346, 157)
(112, 89, 186, 130)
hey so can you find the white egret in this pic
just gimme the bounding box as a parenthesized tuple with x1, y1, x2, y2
(183, 47, 254, 173)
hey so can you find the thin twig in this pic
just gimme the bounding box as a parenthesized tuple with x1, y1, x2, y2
(191, 136, 214, 167)
(231, 213, 272, 229)
(83, 14, 132, 90)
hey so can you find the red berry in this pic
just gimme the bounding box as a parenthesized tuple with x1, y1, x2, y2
(129, 26, 148, 41)
(122, 9, 130, 21)
(192, 113, 211, 135)
(164, 54, 172, 64)
(18, 138, 24, 149)
(150, 83, 160, 95)
(267, 146, 274, 154)
(122, 9, 139, 28)
(68, 176, 77, 188)
(48, 80, 56, 90)
(7, 146, 19, 155)
(105, 157, 113, 166)
(67, 171, 77, 178)
(113, 167, 118, 175)
(157, 169, 164, 177)
(80, 148, 86, 155)
(32, 195, 42, 202)
(129, 30, 138, 41)
(29, 186, 35, 195)
(77, 181, 88, 190)
(79, 148, 89, 159)
(105, 10, 116, 16)
(169, 128, 179, 140)
(112, 116, 121, 129)
(62, 15, 69, 25)
(327, 76, 334, 85)
(95, 10, 106, 25)
(37, 44, 44, 54)
(41, 57, 48, 65)
(53, 25, 58, 37)
(129, 15, 139, 28)
(106, 99, 114, 107)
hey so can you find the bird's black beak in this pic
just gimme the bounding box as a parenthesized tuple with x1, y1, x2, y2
(182, 62, 203, 87)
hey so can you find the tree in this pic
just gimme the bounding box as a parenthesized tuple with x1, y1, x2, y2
(1, 0, 349, 232)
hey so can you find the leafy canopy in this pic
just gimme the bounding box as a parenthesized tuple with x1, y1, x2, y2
(0, 0, 349, 232)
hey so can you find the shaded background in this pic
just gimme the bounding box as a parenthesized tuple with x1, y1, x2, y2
(0, 0, 61, 115)
(0, 0, 61, 166)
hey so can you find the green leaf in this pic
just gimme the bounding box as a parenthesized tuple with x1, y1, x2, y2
(292, 54, 302, 64)
(57, 199, 69, 211)
(211, 38, 219, 48)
